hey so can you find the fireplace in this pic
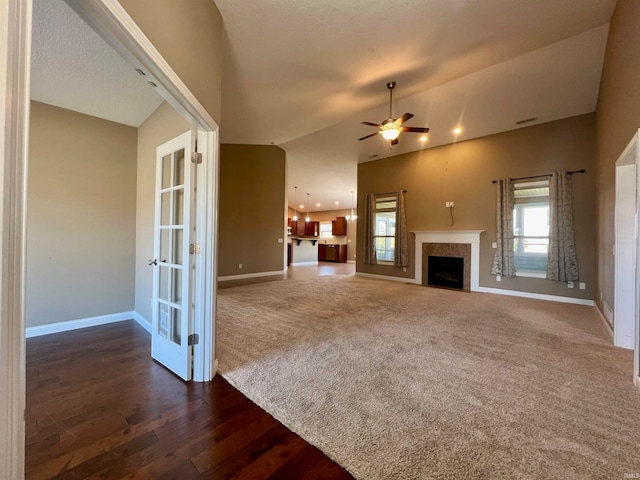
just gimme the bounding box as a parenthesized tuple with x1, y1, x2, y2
(428, 256, 464, 290)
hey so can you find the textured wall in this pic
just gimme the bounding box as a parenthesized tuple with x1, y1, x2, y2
(595, 0, 640, 313)
(219, 144, 286, 276)
(134, 102, 190, 323)
(358, 113, 596, 301)
(117, 0, 223, 124)
(27, 102, 137, 326)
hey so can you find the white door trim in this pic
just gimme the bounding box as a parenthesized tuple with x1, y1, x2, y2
(614, 129, 640, 382)
(0, 0, 31, 478)
(64, 0, 220, 383)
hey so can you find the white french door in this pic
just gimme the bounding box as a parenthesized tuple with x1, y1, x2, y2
(151, 131, 195, 380)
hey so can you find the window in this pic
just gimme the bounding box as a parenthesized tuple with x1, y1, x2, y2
(319, 221, 333, 239)
(513, 180, 549, 277)
(374, 195, 396, 263)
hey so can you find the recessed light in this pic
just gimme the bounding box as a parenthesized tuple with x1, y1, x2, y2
(420, 135, 428, 142)
(316, 203, 320, 207)
(300, 204, 304, 209)
(335, 201, 340, 205)
(453, 127, 462, 135)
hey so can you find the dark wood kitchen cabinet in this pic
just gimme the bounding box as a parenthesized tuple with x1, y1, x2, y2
(331, 217, 347, 236)
(318, 244, 347, 263)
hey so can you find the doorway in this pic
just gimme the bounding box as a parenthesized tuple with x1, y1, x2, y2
(614, 128, 640, 383)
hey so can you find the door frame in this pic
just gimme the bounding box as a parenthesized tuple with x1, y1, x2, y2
(64, 0, 220, 382)
(614, 129, 640, 383)
(0, 0, 220, 475)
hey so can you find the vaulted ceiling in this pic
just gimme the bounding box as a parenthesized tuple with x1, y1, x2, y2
(31, 0, 616, 212)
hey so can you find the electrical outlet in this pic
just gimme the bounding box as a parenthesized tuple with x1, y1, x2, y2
(492, 242, 497, 248)
(445, 202, 450, 207)
(567, 281, 574, 288)
(579, 282, 586, 290)
(449, 201, 454, 207)
(496, 275, 501, 282)
(238, 263, 243, 269)
(403, 267, 407, 272)
(277, 238, 283, 243)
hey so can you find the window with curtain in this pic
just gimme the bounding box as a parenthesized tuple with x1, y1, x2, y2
(374, 195, 396, 263)
(513, 180, 550, 277)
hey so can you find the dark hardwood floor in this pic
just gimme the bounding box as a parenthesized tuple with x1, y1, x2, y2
(26, 320, 353, 479)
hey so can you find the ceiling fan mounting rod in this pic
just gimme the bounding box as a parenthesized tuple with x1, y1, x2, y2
(387, 81, 395, 119)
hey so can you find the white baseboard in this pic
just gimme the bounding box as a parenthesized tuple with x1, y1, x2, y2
(347, 260, 356, 264)
(291, 261, 318, 266)
(133, 311, 152, 334)
(355, 272, 415, 283)
(26, 311, 135, 338)
(594, 304, 614, 341)
(218, 270, 285, 282)
(477, 287, 594, 306)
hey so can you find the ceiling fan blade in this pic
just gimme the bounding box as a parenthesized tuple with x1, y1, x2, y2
(390, 138, 399, 146)
(361, 121, 382, 127)
(358, 132, 380, 141)
(395, 113, 414, 126)
(401, 126, 430, 134)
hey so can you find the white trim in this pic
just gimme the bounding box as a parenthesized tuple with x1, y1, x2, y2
(26, 311, 135, 338)
(594, 304, 614, 341)
(133, 311, 152, 334)
(347, 260, 356, 264)
(0, 0, 30, 477)
(412, 230, 484, 291)
(477, 287, 594, 306)
(292, 261, 318, 266)
(356, 272, 415, 283)
(218, 270, 285, 282)
(64, 0, 220, 382)
(515, 270, 547, 279)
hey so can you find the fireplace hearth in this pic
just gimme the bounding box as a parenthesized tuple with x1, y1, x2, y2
(427, 256, 464, 290)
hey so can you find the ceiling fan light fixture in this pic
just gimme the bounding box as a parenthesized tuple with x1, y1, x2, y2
(381, 127, 401, 140)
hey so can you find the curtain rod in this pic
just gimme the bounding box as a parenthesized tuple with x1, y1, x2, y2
(373, 189, 407, 196)
(491, 169, 585, 184)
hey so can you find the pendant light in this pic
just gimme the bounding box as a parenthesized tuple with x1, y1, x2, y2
(346, 190, 357, 223)
(305, 193, 311, 222)
(292, 186, 298, 221)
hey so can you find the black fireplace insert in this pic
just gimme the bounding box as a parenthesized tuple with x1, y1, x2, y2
(427, 256, 464, 290)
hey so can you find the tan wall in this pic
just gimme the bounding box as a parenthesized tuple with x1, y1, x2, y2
(117, 0, 223, 124)
(595, 0, 640, 313)
(135, 102, 190, 322)
(357, 113, 596, 300)
(27, 102, 137, 327)
(219, 144, 286, 276)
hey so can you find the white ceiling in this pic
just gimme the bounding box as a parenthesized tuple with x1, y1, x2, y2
(30, 0, 616, 212)
(30, 0, 162, 127)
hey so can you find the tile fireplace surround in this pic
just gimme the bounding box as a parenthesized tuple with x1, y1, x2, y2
(411, 231, 483, 291)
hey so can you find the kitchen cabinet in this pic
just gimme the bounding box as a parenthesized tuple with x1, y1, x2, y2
(318, 244, 347, 263)
(331, 217, 347, 236)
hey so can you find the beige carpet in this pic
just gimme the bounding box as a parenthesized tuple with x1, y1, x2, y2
(218, 275, 640, 479)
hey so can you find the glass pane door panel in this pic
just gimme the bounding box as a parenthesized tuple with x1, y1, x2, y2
(171, 269, 182, 304)
(159, 266, 169, 302)
(173, 189, 184, 225)
(172, 229, 183, 265)
(160, 229, 170, 263)
(162, 154, 172, 189)
(161, 192, 171, 226)
(172, 308, 182, 344)
(174, 149, 185, 186)
(159, 303, 170, 339)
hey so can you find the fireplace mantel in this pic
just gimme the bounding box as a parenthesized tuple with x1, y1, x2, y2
(411, 230, 484, 291)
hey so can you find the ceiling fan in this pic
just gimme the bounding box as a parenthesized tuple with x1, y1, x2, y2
(358, 81, 429, 146)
